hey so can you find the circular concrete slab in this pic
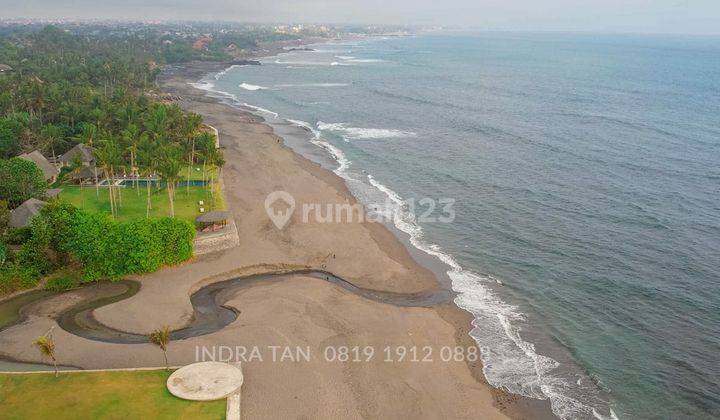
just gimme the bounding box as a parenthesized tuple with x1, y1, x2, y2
(167, 362, 243, 401)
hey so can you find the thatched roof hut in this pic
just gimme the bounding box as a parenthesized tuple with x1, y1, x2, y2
(18, 150, 59, 182)
(60, 143, 95, 166)
(10, 198, 47, 228)
(72, 165, 104, 181)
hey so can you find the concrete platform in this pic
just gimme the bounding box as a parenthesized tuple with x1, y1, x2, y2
(167, 361, 243, 401)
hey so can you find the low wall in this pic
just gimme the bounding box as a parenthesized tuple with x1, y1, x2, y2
(193, 219, 240, 255)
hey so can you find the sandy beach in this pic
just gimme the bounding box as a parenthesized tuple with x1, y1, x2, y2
(0, 59, 554, 419)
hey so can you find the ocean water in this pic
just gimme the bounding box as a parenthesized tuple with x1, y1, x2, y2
(195, 32, 720, 419)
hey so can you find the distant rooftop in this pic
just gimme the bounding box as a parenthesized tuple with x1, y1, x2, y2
(18, 150, 59, 181)
(60, 143, 95, 164)
(10, 198, 47, 228)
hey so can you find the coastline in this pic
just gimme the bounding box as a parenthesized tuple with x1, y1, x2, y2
(160, 59, 555, 419)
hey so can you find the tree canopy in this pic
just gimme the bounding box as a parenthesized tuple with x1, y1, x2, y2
(0, 158, 47, 208)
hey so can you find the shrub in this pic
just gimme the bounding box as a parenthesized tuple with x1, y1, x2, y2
(3, 202, 196, 289)
(18, 213, 53, 275)
(0, 240, 6, 267)
(0, 262, 41, 295)
(45, 204, 195, 281)
(0, 199, 9, 234)
(44, 269, 83, 291)
(4, 227, 31, 245)
(0, 158, 47, 209)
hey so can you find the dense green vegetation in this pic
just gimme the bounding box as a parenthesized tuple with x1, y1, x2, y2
(0, 158, 47, 207)
(1, 202, 194, 293)
(0, 25, 227, 294)
(0, 370, 225, 419)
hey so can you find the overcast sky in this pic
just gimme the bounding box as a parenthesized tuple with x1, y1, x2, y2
(1, 0, 719, 35)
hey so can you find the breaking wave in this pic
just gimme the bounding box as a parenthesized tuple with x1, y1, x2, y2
(317, 122, 417, 140)
(275, 83, 349, 88)
(195, 61, 614, 420)
(239, 83, 266, 91)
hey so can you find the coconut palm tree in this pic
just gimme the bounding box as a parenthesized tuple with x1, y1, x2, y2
(121, 123, 146, 193)
(74, 123, 100, 196)
(149, 326, 171, 370)
(33, 331, 58, 377)
(201, 136, 224, 199)
(183, 114, 203, 194)
(208, 149, 225, 200)
(136, 138, 158, 218)
(68, 153, 86, 208)
(145, 105, 168, 142)
(157, 144, 183, 217)
(39, 124, 65, 162)
(94, 136, 121, 218)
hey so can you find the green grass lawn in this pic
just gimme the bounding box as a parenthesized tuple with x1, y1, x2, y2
(183, 165, 218, 181)
(60, 184, 223, 224)
(0, 370, 225, 419)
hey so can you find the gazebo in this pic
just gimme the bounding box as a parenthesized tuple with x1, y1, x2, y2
(196, 211, 231, 232)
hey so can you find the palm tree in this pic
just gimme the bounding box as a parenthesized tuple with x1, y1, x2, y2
(194, 131, 215, 186)
(137, 138, 157, 218)
(33, 331, 58, 377)
(208, 149, 225, 200)
(74, 123, 98, 148)
(39, 124, 65, 162)
(94, 137, 121, 218)
(157, 144, 183, 217)
(201, 137, 223, 197)
(74, 123, 100, 196)
(183, 114, 203, 194)
(68, 154, 85, 208)
(121, 123, 146, 193)
(145, 105, 168, 142)
(149, 326, 171, 370)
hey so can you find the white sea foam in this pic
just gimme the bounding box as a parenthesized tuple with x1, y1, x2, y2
(190, 81, 216, 91)
(345, 58, 384, 63)
(364, 173, 607, 420)
(239, 83, 266, 91)
(239, 103, 278, 118)
(335, 55, 356, 60)
(317, 122, 417, 140)
(287, 119, 351, 173)
(191, 63, 607, 419)
(275, 60, 351, 67)
(213, 64, 243, 80)
(312, 49, 351, 54)
(287, 118, 316, 133)
(275, 83, 349, 88)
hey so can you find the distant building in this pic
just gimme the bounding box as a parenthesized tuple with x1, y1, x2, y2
(18, 150, 59, 183)
(192, 36, 212, 51)
(59, 143, 95, 167)
(9, 198, 47, 228)
(0, 64, 12, 73)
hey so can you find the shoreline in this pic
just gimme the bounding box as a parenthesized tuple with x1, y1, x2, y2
(163, 58, 555, 419)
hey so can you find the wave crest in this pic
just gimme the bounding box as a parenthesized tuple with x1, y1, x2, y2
(239, 83, 266, 91)
(317, 122, 417, 140)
